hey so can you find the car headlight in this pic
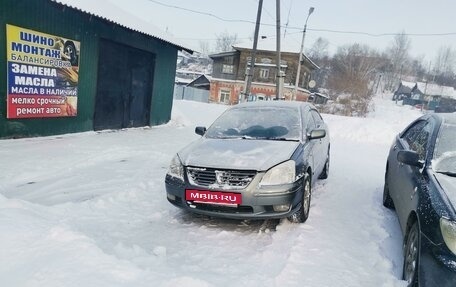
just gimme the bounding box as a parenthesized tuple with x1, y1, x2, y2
(167, 154, 184, 180)
(260, 160, 296, 186)
(440, 217, 456, 255)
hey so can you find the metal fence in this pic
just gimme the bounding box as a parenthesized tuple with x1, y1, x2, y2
(173, 85, 209, 103)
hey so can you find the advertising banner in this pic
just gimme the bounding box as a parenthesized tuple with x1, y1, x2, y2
(6, 24, 80, 118)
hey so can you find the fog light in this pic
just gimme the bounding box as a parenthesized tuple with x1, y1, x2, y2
(167, 194, 176, 201)
(273, 204, 290, 212)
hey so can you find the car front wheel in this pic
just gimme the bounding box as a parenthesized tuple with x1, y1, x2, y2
(403, 221, 420, 287)
(319, 149, 330, 179)
(383, 168, 394, 209)
(288, 174, 311, 223)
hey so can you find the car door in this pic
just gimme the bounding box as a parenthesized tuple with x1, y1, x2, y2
(304, 109, 318, 177)
(391, 119, 434, 229)
(388, 120, 423, 196)
(311, 109, 328, 171)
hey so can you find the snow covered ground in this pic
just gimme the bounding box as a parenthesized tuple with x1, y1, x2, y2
(0, 96, 422, 287)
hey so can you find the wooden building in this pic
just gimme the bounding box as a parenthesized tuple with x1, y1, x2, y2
(209, 42, 318, 105)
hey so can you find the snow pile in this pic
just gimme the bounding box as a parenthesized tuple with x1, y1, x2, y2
(167, 100, 227, 127)
(0, 96, 419, 286)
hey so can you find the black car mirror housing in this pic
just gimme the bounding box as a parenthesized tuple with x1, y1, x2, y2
(195, 126, 207, 136)
(308, 129, 326, 140)
(397, 150, 424, 168)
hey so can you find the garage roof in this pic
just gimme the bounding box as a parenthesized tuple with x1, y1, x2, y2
(52, 0, 193, 53)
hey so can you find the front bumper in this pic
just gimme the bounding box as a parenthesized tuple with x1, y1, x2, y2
(165, 173, 303, 220)
(419, 233, 456, 287)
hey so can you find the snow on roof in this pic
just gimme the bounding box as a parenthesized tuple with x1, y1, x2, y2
(416, 82, 456, 98)
(313, 92, 329, 99)
(52, 0, 193, 53)
(400, 81, 416, 89)
(176, 69, 204, 76)
(175, 77, 193, 85)
(234, 37, 301, 54)
(209, 51, 238, 59)
(233, 38, 319, 70)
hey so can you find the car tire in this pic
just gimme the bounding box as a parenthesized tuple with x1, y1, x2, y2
(318, 149, 330, 179)
(383, 169, 394, 209)
(288, 174, 311, 223)
(403, 221, 420, 287)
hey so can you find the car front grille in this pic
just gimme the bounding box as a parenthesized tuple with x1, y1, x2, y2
(190, 202, 254, 214)
(186, 167, 256, 190)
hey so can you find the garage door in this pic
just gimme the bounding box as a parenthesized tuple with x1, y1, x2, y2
(94, 39, 155, 130)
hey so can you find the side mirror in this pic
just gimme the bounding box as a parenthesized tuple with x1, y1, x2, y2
(308, 129, 326, 140)
(195, 126, 206, 136)
(397, 150, 423, 168)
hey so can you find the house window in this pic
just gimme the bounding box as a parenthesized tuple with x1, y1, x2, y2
(222, 64, 234, 74)
(260, 68, 269, 79)
(224, 56, 234, 64)
(220, 89, 231, 104)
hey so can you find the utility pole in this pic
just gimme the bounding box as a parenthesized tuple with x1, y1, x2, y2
(423, 61, 432, 111)
(243, 0, 263, 102)
(275, 0, 283, 100)
(293, 7, 314, 101)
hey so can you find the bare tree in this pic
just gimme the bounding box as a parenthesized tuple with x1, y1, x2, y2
(434, 45, 455, 77)
(214, 31, 238, 53)
(408, 56, 427, 81)
(307, 37, 329, 61)
(383, 32, 412, 90)
(327, 44, 383, 116)
(306, 37, 330, 89)
(198, 40, 211, 57)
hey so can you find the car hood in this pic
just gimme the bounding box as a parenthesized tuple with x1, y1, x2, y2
(178, 138, 300, 171)
(435, 173, 456, 209)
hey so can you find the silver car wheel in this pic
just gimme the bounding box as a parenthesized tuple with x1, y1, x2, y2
(403, 222, 419, 286)
(318, 150, 330, 179)
(288, 174, 311, 223)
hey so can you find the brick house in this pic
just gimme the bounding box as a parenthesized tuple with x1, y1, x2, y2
(209, 43, 318, 105)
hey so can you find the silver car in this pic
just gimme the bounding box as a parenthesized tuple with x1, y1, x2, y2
(165, 101, 330, 223)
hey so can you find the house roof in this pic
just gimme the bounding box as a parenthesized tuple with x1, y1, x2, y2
(234, 37, 302, 54)
(415, 82, 456, 98)
(395, 81, 414, 95)
(208, 37, 320, 70)
(175, 77, 193, 85)
(52, 0, 193, 53)
(400, 80, 416, 89)
(187, 74, 212, 87)
(208, 51, 239, 59)
(313, 92, 329, 99)
(234, 45, 319, 70)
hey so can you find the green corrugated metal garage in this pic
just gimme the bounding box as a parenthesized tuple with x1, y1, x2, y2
(0, 0, 191, 138)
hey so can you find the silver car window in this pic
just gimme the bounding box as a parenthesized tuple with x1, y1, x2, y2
(205, 106, 301, 140)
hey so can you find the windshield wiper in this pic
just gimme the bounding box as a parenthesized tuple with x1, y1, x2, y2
(261, 137, 299, 142)
(219, 135, 298, 141)
(437, 171, 456, 177)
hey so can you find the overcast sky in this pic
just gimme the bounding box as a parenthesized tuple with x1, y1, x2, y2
(108, 0, 455, 63)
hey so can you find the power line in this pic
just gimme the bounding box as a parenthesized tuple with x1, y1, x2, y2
(147, 0, 255, 24)
(147, 0, 456, 38)
(283, 0, 293, 38)
(308, 28, 456, 37)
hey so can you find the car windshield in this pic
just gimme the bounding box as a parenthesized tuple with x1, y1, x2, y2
(433, 122, 456, 175)
(204, 106, 301, 141)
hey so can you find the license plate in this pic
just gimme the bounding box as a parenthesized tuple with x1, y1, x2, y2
(185, 189, 242, 205)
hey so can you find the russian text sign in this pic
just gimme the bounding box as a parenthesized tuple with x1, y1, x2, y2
(6, 24, 80, 118)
